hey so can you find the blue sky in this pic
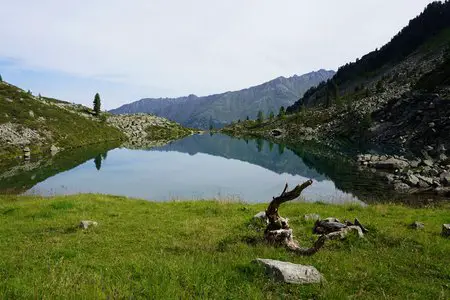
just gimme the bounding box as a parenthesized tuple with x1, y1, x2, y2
(0, 0, 437, 109)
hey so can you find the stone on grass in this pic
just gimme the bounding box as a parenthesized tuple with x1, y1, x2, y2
(442, 224, 450, 237)
(254, 258, 323, 284)
(409, 221, 424, 229)
(79, 220, 98, 229)
(304, 213, 321, 221)
(253, 211, 268, 224)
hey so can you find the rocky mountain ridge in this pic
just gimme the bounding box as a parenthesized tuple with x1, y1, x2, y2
(110, 70, 335, 129)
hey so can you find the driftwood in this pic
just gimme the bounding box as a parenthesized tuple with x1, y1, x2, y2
(264, 180, 367, 256)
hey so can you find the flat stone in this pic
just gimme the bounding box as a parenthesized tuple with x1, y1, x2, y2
(409, 221, 424, 229)
(409, 160, 420, 168)
(79, 220, 98, 229)
(442, 224, 450, 237)
(254, 258, 323, 284)
(416, 174, 434, 185)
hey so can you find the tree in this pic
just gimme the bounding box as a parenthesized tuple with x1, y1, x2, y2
(257, 110, 264, 124)
(246, 116, 249, 121)
(93, 93, 101, 116)
(209, 116, 214, 131)
(269, 111, 274, 121)
(0, 74, 2, 82)
(94, 155, 102, 171)
(278, 106, 286, 119)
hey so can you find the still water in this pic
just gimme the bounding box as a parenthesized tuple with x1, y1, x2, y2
(2, 134, 382, 204)
(20, 134, 364, 203)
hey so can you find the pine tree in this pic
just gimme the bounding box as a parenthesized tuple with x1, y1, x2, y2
(0, 74, 2, 82)
(269, 111, 274, 120)
(278, 106, 286, 119)
(257, 110, 264, 124)
(93, 93, 101, 116)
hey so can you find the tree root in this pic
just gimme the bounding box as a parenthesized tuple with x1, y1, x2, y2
(263, 180, 366, 256)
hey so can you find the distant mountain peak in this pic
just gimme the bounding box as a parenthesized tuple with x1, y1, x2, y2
(110, 69, 335, 129)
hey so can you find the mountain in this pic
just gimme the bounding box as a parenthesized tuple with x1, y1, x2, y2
(273, 1, 450, 153)
(110, 70, 335, 129)
(287, 1, 450, 112)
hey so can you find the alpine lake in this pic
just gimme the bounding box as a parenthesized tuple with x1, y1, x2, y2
(0, 133, 440, 205)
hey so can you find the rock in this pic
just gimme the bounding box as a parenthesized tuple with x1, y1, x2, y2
(253, 211, 268, 224)
(29, 110, 35, 118)
(304, 213, 320, 221)
(405, 174, 420, 186)
(422, 159, 434, 167)
(409, 221, 424, 229)
(439, 154, 448, 162)
(79, 220, 98, 229)
(50, 145, 59, 155)
(416, 174, 434, 186)
(428, 122, 435, 128)
(394, 182, 410, 192)
(270, 129, 284, 137)
(373, 158, 409, 170)
(434, 187, 450, 196)
(442, 224, 450, 237)
(409, 160, 420, 168)
(440, 172, 450, 186)
(23, 147, 31, 160)
(254, 258, 323, 284)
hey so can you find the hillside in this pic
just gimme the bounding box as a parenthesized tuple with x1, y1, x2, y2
(0, 81, 125, 161)
(223, 1, 450, 196)
(110, 70, 335, 129)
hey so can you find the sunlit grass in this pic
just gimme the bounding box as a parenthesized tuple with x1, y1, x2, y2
(0, 194, 449, 299)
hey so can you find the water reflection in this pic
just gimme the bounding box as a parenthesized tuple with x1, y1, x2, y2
(0, 133, 417, 204)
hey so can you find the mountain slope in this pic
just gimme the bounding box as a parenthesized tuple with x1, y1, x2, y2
(0, 81, 125, 161)
(287, 1, 450, 112)
(110, 70, 335, 129)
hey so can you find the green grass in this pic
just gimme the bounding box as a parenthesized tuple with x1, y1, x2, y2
(0, 195, 449, 299)
(0, 82, 125, 160)
(145, 123, 193, 140)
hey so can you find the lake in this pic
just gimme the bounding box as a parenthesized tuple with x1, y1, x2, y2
(1, 133, 404, 204)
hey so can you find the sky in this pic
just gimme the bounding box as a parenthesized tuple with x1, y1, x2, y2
(0, 0, 438, 109)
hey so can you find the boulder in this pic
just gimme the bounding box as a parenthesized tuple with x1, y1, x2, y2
(416, 174, 434, 186)
(422, 159, 434, 167)
(394, 182, 410, 192)
(79, 220, 98, 229)
(440, 172, 450, 186)
(372, 158, 409, 170)
(254, 258, 323, 284)
(50, 145, 59, 155)
(442, 224, 450, 237)
(405, 174, 419, 186)
(409, 221, 424, 229)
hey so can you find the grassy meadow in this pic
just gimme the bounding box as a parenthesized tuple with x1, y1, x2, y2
(0, 195, 449, 299)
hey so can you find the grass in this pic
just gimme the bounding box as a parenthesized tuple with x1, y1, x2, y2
(145, 123, 193, 140)
(0, 81, 125, 160)
(0, 195, 449, 299)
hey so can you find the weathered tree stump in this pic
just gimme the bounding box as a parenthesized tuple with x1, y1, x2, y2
(263, 180, 367, 255)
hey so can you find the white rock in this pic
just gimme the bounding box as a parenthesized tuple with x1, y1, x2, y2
(254, 258, 323, 284)
(79, 220, 98, 229)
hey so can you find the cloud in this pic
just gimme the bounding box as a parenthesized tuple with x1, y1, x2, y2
(0, 0, 438, 108)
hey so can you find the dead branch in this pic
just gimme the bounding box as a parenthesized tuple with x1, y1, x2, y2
(263, 179, 366, 256)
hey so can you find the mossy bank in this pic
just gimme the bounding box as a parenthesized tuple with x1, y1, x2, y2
(0, 195, 449, 299)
